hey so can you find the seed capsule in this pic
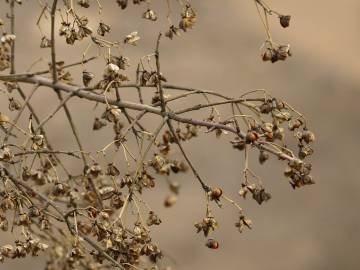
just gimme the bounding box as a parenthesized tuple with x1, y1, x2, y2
(210, 188, 223, 200)
(245, 131, 258, 144)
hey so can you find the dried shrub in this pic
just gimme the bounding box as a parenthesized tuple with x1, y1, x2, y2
(0, 1, 315, 269)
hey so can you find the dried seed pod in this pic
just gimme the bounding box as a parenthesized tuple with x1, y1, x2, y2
(231, 138, 246, 150)
(97, 21, 111, 36)
(31, 134, 45, 150)
(109, 55, 130, 70)
(28, 206, 41, 218)
(0, 147, 13, 162)
(252, 188, 271, 205)
(260, 102, 273, 114)
(0, 218, 8, 231)
(276, 45, 292, 61)
(147, 211, 162, 226)
(195, 214, 218, 236)
(235, 215, 253, 233)
(288, 119, 302, 131)
(279, 15, 291, 28)
(302, 130, 315, 143)
(259, 151, 269, 164)
(18, 213, 30, 226)
(99, 186, 115, 199)
(124, 31, 140, 45)
(110, 194, 124, 208)
(205, 239, 219, 249)
(40, 36, 51, 48)
(179, 5, 197, 32)
(102, 106, 122, 123)
(116, 0, 128, 9)
(82, 70, 95, 86)
(106, 163, 120, 176)
(165, 25, 181, 39)
(262, 48, 274, 62)
(275, 99, 286, 110)
(93, 117, 107, 130)
(78, 0, 90, 8)
(142, 9, 157, 21)
(298, 145, 314, 159)
(88, 163, 102, 177)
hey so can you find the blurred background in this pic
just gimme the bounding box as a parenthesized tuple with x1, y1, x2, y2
(0, 0, 360, 269)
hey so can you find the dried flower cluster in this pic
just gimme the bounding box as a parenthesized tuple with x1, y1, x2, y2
(0, 1, 315, 270)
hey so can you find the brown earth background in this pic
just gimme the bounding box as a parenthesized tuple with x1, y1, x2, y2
(0, 1, 360, 269)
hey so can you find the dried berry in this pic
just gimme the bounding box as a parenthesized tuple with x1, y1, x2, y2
(245, 131, 258, 144)
(205, 239, 219, 249)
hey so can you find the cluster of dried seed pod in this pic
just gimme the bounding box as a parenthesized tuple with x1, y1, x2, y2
(195, 212, 219, 237)
(239, 183, 272, 205)
(165, 4, 197, 39)
(0, 33, 14, 71)
(0, 237, 48, 262)
(262, 44, 292, 63)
